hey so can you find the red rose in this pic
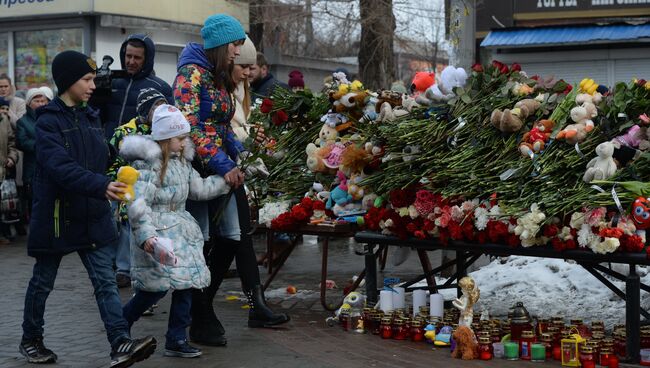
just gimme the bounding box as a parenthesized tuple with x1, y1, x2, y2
(531, 75, 540, 81)
(637, 79, 647, 87)
(438, 228, 450, 246)
(472, 63, 484, 73)
(565, 239, 577, 250)
(510, 63, 521, 72)
(313, 201, 326, 211)
(506, 234, 520, 247)
(543, 224, 559, 238)
(551, 238, 565, 252)
(563, 84, 573, 94)
(414, 230, 427, 240)
(477, 231, 488, 244)
(272, 110, 289, 126)
(389, 188, 416, 208)
(271, 212, 297, 231)
(260, 98, 273, 114)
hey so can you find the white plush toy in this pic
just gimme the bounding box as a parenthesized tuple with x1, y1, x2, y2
(428, 66, 469, 102)
(583, 141, 617, 183)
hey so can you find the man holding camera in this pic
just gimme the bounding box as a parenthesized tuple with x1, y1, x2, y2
(102, 34, 173, 140)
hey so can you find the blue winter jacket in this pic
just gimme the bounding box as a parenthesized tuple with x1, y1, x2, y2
(28, 97, 117, 256)
(102, 34, 173, 139)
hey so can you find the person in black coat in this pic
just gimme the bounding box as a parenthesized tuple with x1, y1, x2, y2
(19, 50, 157, 367)
(101, 34, 173, 139)
(249, 52, 289, 100)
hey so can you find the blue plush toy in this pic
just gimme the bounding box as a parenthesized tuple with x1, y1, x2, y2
(326, 171, 353, 213)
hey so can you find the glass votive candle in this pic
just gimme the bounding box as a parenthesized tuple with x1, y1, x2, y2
(531, 343, 546, 362)
(599, 347, 613, 367)
(504, 342, 519, 361)
(478, 337, 493, 360)
(493, 342, 505, 359)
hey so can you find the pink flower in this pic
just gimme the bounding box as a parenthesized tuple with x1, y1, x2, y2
(640, 113, 650, 125)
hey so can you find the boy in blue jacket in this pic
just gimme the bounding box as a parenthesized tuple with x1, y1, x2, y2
(19, 50, 156, 368)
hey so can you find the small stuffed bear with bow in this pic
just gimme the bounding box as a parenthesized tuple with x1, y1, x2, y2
(583, 141, 617, 183)
(116, 166, 139, 202)
(519, 119, 555, 157)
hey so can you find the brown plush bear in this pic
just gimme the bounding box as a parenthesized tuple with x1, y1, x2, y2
(329, 90, 369, 121)
(491, 99, 541, 133)
(519, 119, 555, 157)
(451, 326, 478, 360)
(374, 90, 403, 113)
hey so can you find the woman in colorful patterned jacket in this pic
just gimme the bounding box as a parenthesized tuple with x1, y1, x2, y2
(173, 14, 289, 348)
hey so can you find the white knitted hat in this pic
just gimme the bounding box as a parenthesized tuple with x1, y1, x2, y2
(25, 86, 54, 105)
(234, 36, 257, 65)
(151, 104, 190, 141)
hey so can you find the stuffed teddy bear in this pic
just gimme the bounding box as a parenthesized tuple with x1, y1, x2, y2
(364, 141, 385, 172)
(374, 90, 403, 113)
(611, 125, 646, 166)
(116, 166, 139, 201)
(519, 119, 555, 157)
(491, 98, 541, 133)
(376, 101, 410, 123)
(451, 326, 478, 360)
(557, 92, 602, 144)
(583, 141, 617, 183)
(339, 144, 372, 176)
(306, 143, 334, 173)
(317, 122, 340, 147)
(347, 173, 366, 201)
(556, 107, 590, 144)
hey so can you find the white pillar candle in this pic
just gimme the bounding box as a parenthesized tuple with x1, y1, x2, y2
(430, 293, 444, 318)
(379, 290, 394, 313)
(412, 290, 427, 316)
(392, 286, 405, 310)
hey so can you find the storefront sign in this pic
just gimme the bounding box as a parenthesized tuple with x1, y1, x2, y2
(516, 0, 650, 13)
(0, 0, 91, 17)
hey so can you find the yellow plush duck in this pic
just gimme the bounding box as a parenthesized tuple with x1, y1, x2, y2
(116, 166, 139, 202)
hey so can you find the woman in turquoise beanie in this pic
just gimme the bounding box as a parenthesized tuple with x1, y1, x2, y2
(173, 14, 290, 348)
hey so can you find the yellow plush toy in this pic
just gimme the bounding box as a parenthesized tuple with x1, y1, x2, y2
(116, 166, 139, 201)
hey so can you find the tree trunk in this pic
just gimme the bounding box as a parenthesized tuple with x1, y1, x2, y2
(249, 0, 265, 52)
(358, 0, 396, 90)
(305, 0, 315, 56)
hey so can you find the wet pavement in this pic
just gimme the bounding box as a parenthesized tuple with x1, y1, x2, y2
(0, 234, 639, 367)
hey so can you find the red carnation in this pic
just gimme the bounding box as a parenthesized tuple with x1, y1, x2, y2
(599, 228, 623, 239)
(260, 98, 273, 114)
(272, 110, 289, 126)
(477, 231, 488, 244)
(621, 234, 644, 253)
(290, 205, 311, 222)
(414, 230, 427, 240)
(472, 63, 484, 73)
(300, 197, 314, 210)
(449, 221, 463, 240)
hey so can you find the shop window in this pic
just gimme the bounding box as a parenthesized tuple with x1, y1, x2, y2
(0, 33, 8, 77)
(14, 28, 82, 91)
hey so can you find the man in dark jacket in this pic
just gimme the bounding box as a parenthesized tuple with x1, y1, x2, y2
(19, 50, 156, 367)
(102, 34, 173, 139)
(249, 52, 289, 100)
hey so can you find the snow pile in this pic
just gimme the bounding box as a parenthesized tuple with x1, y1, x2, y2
(426, 256, 650, 330)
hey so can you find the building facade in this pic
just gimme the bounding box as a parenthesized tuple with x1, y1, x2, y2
(476, 0, 650, 85)
(0, 0, 248, 93)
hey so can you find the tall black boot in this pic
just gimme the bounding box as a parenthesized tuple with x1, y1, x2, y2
(189, 238, 236, 346)
(246, 285, 290, 328)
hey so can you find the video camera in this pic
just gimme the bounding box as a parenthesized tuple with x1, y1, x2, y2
(89, 55, 129, 107)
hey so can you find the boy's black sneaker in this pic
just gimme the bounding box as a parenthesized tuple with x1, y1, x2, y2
(164, 340, 202, 358)
(19, 337, 57, 364)
(110, 336, 157, 368)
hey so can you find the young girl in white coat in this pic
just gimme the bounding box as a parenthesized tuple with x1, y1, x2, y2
(120, 104, 231, 358)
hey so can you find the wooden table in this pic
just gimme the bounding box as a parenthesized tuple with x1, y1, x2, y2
(259, 224, 365, 311)
(354, 230, 650, 363)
